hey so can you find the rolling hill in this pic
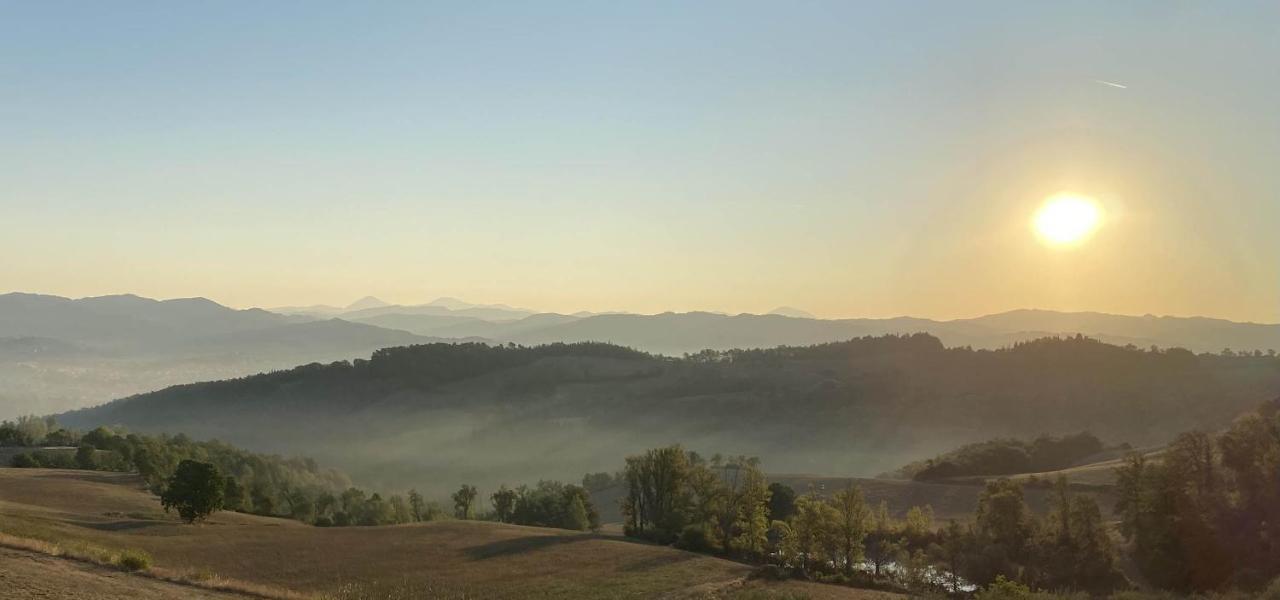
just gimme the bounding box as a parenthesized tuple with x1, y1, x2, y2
(60, 335, 1280, 498)
(0, 468, 897, 600)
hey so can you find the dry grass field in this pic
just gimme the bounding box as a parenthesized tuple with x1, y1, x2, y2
(0, 546, 253, 599)
(0, 468, 899, 599)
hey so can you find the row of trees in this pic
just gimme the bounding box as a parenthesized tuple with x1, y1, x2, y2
(6, 421, 602, 533)
(621, 445, 1123, 595)
(1116, 400, 1280, 591)
(0, 415, 79, 447)
(489, 481, 600, 531)
(622, 448, 772, 556)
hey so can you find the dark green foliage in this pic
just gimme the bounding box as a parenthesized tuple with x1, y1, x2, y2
(223, 476, 248, 512)
(490, 485, 517, 523)
(160, 460, 225, 523)
(10, 453, 37, 468)
(1037, 478, 1122, 593)
(676, 523, 717, 553)
(905, 432, 1106, 481)
(503, 480, 601, 531)
(452, 484, 478, 519)
(61, 335, 1280, 495)
(622, 445, 693, 542)
(75, 444, 97, 469)
(10, 448, 76, 468)
(767, 483, 797, 521)
(1116, 403, 1280, 592)
(622, 448, 778, 560)
(43, 428, 79, 446)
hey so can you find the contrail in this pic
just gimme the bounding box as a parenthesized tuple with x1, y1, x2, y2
(1093, 79, 1128, 89)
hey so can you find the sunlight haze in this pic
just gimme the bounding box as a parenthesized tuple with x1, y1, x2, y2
(3, 2, 1278, 321)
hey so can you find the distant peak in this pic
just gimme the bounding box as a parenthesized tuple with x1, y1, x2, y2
(426, 297, 486, 310)
(768, 306, 816, 319)
(346, 296, 390, 311)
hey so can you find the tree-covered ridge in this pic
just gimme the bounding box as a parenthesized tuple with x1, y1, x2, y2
(66, 341, 652, 412)
(894, 432, 1112, 481)
(57, 334, 1280, 496)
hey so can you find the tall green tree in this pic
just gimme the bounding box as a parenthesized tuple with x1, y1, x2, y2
(160, 460, 225, 523)
(830, 484, 870, 575)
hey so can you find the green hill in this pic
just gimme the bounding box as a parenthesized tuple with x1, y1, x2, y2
(61, 335, 1280, 496)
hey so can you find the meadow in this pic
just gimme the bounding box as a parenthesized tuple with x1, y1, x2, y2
(0, 468, 899, 600)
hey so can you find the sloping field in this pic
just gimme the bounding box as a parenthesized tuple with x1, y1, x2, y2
(0, 468, 897, 599)
(924, 446, 1167, 491)
(0, 546, 251, 600)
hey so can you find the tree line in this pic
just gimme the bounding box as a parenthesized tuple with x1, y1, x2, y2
(621, 444, 1121, 595)
(4, 419, 601, 531)
(1115, 399, 1280, 591)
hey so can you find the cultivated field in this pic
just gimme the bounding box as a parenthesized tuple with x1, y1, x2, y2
(0, 468, 900, 599)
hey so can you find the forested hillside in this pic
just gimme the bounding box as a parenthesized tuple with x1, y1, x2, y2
(61, 335, 1280, 495)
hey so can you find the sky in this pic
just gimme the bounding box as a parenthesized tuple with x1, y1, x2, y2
(3, 1, 1278, 321)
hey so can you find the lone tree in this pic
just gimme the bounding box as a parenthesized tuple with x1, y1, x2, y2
(452, 484, 478, 519)
(161, 460, 225, 523)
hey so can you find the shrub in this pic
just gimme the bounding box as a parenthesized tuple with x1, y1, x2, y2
(675, 524, 717, 553)
(115, 548, 152, 572)
(10, 453, 36, 468)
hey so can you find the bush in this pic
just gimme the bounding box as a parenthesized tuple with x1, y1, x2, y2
(10, 453, 36, 468)
(115, 548, 152, 572)
(977, 576, 1032, 600)
(675, 524, 717, 553)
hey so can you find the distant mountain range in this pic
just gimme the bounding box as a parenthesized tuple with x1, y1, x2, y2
(353, 307, 1280, 357)
(3, 291, 1278, 417)
(271, 296, 538, 321)
(0, 293, 464, 416)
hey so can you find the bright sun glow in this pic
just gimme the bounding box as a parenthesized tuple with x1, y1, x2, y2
(1034, 194, 1102, 246)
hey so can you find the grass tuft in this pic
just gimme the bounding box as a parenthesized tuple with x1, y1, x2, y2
(115, 548, 153, 571)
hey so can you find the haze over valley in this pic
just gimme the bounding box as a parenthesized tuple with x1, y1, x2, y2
(4, 2, 1279, 598)
(5, 291, 1279, 418)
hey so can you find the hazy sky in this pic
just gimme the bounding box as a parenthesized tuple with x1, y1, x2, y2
(3, 2, 1278, 321)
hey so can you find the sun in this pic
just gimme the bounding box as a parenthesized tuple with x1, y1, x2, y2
(1033, 194, 1102, 246)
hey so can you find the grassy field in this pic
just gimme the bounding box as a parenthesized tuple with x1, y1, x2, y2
(0, 468, 899, 599)
(0, 546, 253, 599)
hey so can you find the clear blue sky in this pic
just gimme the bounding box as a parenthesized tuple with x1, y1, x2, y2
(3, 1, 1277, 320)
